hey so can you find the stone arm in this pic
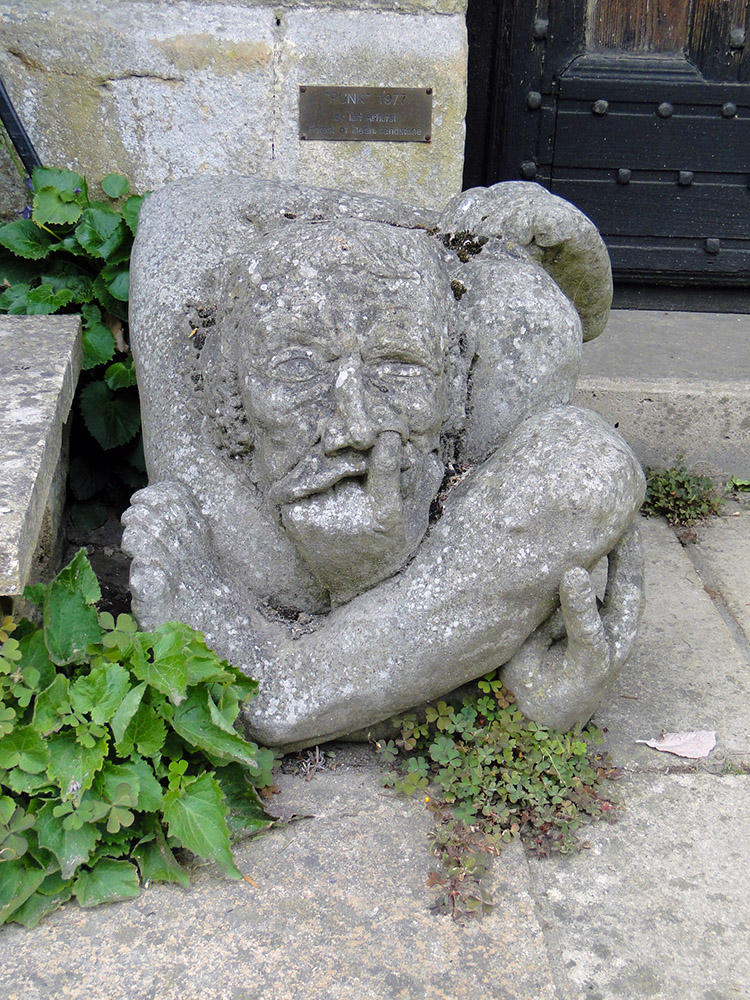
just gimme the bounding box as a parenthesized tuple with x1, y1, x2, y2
(123, 406, 645, 749)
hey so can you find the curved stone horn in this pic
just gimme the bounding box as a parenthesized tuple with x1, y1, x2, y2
(439, 182, 613, 341)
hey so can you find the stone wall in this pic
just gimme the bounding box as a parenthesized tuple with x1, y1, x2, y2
(0, 0, 467, 216)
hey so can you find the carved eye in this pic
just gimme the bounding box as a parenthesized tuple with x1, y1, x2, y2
(370, 361, 426, 380)
(270, 352, 324, 383)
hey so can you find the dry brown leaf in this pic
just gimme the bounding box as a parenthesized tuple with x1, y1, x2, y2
(635, 730, 717, 759)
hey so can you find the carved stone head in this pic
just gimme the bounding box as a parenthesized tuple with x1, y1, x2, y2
(203, 220, 466, 603)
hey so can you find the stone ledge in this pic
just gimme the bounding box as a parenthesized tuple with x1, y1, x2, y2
(575, 310, 750, 478)
(0, 315, 82, 596)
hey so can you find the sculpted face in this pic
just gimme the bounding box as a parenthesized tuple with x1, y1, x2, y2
(223, 222, 451, 603)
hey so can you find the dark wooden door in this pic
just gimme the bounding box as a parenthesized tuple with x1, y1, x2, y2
(465, 0, 750, 293)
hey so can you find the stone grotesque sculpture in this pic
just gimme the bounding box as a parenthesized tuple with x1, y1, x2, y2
(123, 177, 645, 749)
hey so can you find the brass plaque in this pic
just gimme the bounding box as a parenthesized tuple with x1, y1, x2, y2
(299, 86, 433, 143)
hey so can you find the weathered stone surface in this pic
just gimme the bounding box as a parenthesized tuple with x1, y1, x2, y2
(0, 1, 466, 216)
(0, 762, 559, 1000)
(122, 176, 645, 747)
(0, 315, 81, 596)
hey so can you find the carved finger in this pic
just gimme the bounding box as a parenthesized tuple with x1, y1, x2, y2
(366, 430, 404, 530)
(558, 566, 609, 667)
(600, 521, 645, 666)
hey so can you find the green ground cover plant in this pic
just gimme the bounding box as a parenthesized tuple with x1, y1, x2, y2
(0, 551, 274, 928)
(376, 675, 620, 920)
(0, 165, 147, 527)
(641, 460, 724, 525)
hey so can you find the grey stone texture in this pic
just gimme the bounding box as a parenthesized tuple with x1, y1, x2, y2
(123, 176, 645, 748)
(0, 1, 467, 217)
(0, 315, 81, 597)
(575, 309, 750, 478)
(2, 511, 750, 1000)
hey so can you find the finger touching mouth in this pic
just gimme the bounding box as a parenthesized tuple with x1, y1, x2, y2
(269, 451, 369, 505)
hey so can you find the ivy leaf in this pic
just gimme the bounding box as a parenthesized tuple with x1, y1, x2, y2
(34, 800, 101, 879)
(79, 381, 141, 449)
(171, 690, 262, 772)
(75, 207, 126, 260)
(110, 681, 147, 746)
(80, 303, 116, 370)
(132, 629, 189, 705)
(0, 282, 30, 313)
(0, 219, 55, 260)
(132, 821, 190, 888)
(0, 861, 46, 927)
(104, 356, 138, 390)
(0, 724, 50, 774)
(25, 282, 77, 315)
(101, 173, 130, 199)
(43, 550, 102, 665)
(122, 194, 147, 235)
(32, 186, 83, 226)
(213, 763, 274, 839)
(72, 859, 140, 907)
(46, 730, 109, 805)
(18, 629, 56, 693)
(97, 758, 163, 813)
(32, 674, 71, 735)
(162, 772, 241, 878)
(117, 703, 167, 759)
(100, 262, 129, 301)
(8, 874, 73, 928)
(70, 662, 130, 725)
(91, 272, 128, 321)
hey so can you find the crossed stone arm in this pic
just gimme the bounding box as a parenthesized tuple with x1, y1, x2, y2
(122, 405, 645, 749)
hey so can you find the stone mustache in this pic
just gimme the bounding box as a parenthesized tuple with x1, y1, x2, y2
(123, 177, 645, 749)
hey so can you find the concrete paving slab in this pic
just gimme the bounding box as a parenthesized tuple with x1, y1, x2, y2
(528, 772, 750, 1000)
(594, 517, 750, 770)
(0, 761, 559, 1000)
(688, 511, 750, 646)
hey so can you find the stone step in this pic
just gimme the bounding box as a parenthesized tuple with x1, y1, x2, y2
(575, 309, 750, 478)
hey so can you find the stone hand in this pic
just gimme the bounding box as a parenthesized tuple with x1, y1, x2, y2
(501, 523, 644, 732)
(121, 480, 227, 630)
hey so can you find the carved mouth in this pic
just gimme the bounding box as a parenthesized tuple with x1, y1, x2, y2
(270, 454, 369, 505)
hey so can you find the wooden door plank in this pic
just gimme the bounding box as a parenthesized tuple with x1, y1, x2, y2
(554, 106, 750, 171)
(551, 176, 750, 239)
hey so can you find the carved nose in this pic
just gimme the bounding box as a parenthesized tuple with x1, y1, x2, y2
(322, 368, 377, 453)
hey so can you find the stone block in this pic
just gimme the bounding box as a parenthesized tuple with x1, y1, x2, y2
(0, 1, 467, 216)
(274, 8, 467, 205)
(0, 315, 81, 596)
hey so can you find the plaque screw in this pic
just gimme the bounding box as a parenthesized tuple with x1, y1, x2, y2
(705, 238, 721, 254)
(520, 160, 538, 179)
(617, 168, 631, 184)
(657, 102, 674, 118)
(678, 170, 694, 186)
(592, 99, 609, 115)
(300, 86, 306, 93)
(533, 18, 549, 40)
(426, 88, 433, 95)
(730, 28, 746, 48)
(721, 102, 737, 117)
(300, 134, 307, 140)
(527, 91, 542, 110)
(425, 134, 432, 142)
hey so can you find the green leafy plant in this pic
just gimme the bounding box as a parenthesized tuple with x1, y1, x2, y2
(728, 476, 750, 493)
(0, 165, 148, 527)
(641, 460, 724, 525)
(0, 551, 274, 928)
(377, 675, 619, 919)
